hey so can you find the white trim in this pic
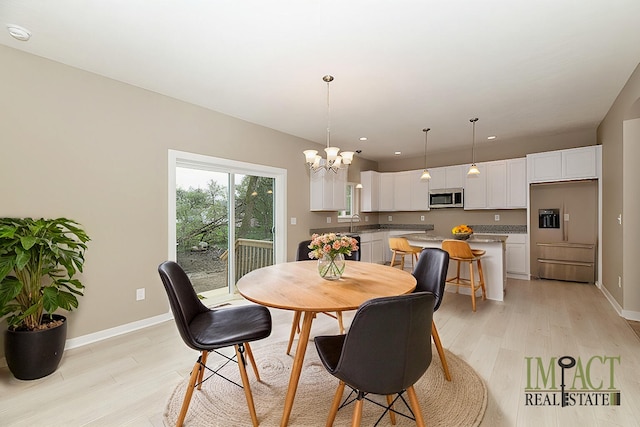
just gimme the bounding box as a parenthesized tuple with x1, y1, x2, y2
(64, 312, 173, 350)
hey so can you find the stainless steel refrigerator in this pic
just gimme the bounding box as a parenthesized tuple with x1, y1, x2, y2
(529, 180, 598, 283)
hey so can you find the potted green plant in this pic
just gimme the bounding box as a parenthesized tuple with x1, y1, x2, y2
(0, 217, 90, 380)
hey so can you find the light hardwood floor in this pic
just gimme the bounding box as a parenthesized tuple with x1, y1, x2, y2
(1, 277, 639, 426)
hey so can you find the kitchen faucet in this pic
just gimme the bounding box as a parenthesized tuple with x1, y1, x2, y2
(350, 214, 361, 234)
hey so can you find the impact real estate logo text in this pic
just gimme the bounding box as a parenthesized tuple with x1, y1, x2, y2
(525, 355, 621, 407)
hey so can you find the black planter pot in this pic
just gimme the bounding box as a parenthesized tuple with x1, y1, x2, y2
(4, 314, 67, 380)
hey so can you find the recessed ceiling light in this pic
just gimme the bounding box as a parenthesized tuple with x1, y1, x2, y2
(359, 137, 367, 141)
(394, 151, 401, 156)
(487, 135, 497, 140)
(7, 25, 31, 41)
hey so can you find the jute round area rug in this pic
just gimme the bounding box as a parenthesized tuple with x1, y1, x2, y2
(164, 341, 487, 426)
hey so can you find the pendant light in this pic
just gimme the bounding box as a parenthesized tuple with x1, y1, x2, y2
(467, 117, 480, 177)
(420, 128, 431, 181)
(303, 75, 354, 173)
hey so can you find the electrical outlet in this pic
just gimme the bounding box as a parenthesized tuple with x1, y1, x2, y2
(388, 215, 393, 221)
(618, 276, 622, 288)
(290, 217, 297, 225)
(326, 217, 331, 224)
(420, 215, 425, 221)
(136, 288, 145, 301)
(364, 216, 369, 222)
(494, 214, 500, 221)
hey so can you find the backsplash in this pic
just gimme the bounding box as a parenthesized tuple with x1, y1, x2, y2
(469, 224, 527, 234)
(310, 223, 434, 235)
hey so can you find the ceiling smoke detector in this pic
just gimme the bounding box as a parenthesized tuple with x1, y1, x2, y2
(7, 25, 31, 41)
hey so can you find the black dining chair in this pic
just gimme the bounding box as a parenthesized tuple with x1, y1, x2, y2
(158, 261, 272, 427)
(314, 292, 435, 427)
(287, 238, 360, 354)
(412, 247, 452, 381)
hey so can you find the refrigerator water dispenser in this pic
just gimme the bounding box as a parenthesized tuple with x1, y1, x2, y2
(538, 209, 560, 229)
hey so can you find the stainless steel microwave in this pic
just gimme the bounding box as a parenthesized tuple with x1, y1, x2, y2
(429, 188, 464, 208)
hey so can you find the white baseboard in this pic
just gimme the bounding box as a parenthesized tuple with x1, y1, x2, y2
(64, 312, 173, 350)
(596, 281, 640, 320)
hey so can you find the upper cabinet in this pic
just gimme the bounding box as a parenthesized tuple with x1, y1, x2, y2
(464, 158, 527, 210)
(410, 169, 430, 211)
(360, 170, 379, 212)
(310, 165, 347, 211)
(527, 146, 601, 183)
(429, 164, 465, 190)
(463, 163, 488, 209)
(360, 169, 429, 212)
(506, 158, 527, 208)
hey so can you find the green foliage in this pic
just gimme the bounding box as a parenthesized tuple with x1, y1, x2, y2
(0, 218, 90, 330)
(175, 175, 274, 253)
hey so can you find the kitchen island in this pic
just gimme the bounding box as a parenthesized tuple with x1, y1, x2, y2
(402, 233, 507, 302)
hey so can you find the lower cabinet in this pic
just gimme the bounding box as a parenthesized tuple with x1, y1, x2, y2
(360, 231, 385, 264)
(506, 234, 528, 278)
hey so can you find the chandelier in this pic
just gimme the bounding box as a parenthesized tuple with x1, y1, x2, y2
(467, 117, 480, 177)
(420, 128, 431, 181)
(303, 75, 354, 173)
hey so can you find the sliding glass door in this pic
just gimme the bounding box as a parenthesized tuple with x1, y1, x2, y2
(169, 150, 286, 300)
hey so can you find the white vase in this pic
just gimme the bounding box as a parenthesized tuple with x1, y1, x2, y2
(317, 253, 345, 281)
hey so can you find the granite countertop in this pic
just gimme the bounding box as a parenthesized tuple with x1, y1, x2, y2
(402, 232, 508, 243)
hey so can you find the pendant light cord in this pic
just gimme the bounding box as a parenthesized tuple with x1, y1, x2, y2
(422, 128, 430, 168)
(324, 75, 333, 149)
(470, 117, 478, 163)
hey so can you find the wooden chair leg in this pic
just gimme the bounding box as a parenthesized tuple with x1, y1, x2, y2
(177, 358, 203, 427)
(336, 311, 345, 334)
(390, 250, 397, 268)
(326, 380, 345, 427)
(351, 397, 364, 427)
(455, 260, 461, 293)
(406, 385, 426, 427)
(286, 311, 302, 355)
(469, 262, 477, 312)
(197, 350, 208, 390)
(244, 342, 260, 381)
(385, 394, 397, 425)
(235, 345, 259, 427)
(431, 322, 451, 381)
(477, 259, 487, 300)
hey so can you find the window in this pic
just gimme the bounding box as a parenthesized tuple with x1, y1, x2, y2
(338, 182, 359, 221)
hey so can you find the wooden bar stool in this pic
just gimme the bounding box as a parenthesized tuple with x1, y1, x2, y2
(441, 239, 487, 311)
(388, 237, 422, 271)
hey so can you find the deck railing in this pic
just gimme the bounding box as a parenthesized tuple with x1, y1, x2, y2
(221, 238, 274, 283)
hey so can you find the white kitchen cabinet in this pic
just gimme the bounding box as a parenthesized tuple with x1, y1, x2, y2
(463, 163, 487, 209)
(359, 231, 385, 264)
(506, 158, 527, 208)
(464, 159, 526, 210)
(506, 233, 528, 278)
(486, 161, 507, 208)
(360, 170, 379, 212)
(378, 173, 395, 211)
(410, 169, 430, 211)
(429, 165, 465, 190)
(527, 146, 601, 183)
(562, 146, 599, 179)
(310, 165, 347, 211)
(393, 171, 412, 211)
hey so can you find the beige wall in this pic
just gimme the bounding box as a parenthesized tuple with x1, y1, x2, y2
(598, 62, 640, 313)
(0, 45, 357, 352)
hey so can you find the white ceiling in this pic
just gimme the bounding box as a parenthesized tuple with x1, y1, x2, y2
(2, 1, 640, 162)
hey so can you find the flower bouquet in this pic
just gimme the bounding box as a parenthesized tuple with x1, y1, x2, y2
(451, 224, 473, 240)
(308, 233, 359, 280)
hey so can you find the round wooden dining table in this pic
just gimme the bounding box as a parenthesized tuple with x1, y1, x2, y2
(236, 260, 417, 427)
